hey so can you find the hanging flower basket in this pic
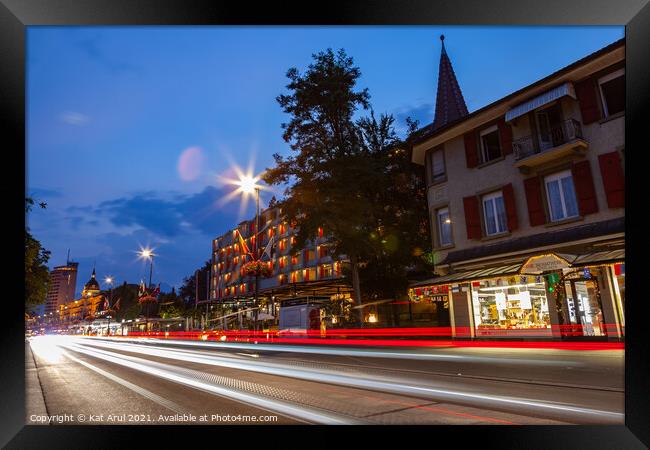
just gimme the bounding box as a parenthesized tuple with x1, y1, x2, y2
(242, 261, 272, 278)
(138, 295, 158, 305)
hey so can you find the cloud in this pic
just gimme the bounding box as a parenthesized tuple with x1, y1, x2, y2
(60, 111, 90, 126)
(390, 102, 434, 137)
(77, 36, 139, 74)
(71, 186, 246, 239)
(27, 187, 63, 199)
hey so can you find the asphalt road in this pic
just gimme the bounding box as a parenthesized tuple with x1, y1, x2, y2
(26, 335, 624, 425)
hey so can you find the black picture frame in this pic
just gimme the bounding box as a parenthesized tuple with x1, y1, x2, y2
(4, 0, 649, 448)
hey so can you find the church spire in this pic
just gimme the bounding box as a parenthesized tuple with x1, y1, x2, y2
(432, 34, 468, 130)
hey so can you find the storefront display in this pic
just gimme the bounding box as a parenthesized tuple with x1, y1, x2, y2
(471, 276, 552, 332)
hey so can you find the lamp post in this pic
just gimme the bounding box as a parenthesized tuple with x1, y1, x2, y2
(139, 248, 156, 332)
(235, 175, 262, 333)
(104, 276, 113, 336)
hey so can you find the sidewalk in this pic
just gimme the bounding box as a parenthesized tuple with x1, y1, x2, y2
(25, 342, 48, 419)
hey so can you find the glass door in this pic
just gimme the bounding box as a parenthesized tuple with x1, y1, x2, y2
(569, 278, 605, 336)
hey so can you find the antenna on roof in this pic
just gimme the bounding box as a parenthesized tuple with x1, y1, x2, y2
(67, 248, 70, 265)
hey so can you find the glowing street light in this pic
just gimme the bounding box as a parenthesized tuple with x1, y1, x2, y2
(138, 247, 156, 287)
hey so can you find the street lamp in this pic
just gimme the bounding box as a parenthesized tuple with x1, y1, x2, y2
(235, 174, 262, 333)
(139, 248, 155, 288)
(138, 247, 157, 333)
(104, 276, 114, 336)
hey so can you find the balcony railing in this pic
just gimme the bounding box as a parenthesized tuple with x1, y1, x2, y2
(513, 119, 584, 161)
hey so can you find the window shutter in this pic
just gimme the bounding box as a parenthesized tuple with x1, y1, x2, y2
(523, 176, 546, 226)
(598, 151, 625, 208)
(575, 78, 601, 125)
(498, 118, 513, 155)
(502, 183, 518, 231)
(464, 132, 479, 168)
(303, 249, 309, 263)
(572, 160, 599, 215)
(462, 196, 482, 239)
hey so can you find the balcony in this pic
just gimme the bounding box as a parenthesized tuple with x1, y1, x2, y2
(513, 119, 588, 173)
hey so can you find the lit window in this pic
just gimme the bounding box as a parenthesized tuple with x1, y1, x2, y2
(436, 207, 453, 246)
(598, 69, 624, 118)
(479, 125, 502, 163)
(482, 191, 508, 236)
(544, 170, 579, 222)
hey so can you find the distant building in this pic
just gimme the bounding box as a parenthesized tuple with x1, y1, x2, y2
(44, 261, 78, 315)
(210, 206, 353, 317)
(408, 37, 625, 339)
(59, 268, 104, 323)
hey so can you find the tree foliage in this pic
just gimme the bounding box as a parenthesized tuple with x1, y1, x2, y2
(25, 197, 51, 308)
(264, 49, 430, 304)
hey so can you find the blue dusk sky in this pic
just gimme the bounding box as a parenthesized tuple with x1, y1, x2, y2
(26, 26, 624, 296)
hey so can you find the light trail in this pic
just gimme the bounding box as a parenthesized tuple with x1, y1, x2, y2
(57, 339, 361, 425)
(105, 336, 586, 367)
(66, 337, 623, 424)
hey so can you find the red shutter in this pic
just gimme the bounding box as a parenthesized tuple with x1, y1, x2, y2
(464, 132, 479, 168)
(572, 160, 599, 215)
(575, 78, 601, 125)
(502, 183, 518, 231)
(598, 151, 625, 208)
(303, 249, 309, 263)
(498, 118, 513, 155)
(523, 176, 546, 226)
(462, 196, 482, 239)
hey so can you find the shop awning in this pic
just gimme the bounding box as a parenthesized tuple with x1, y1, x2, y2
(505, 82, 576, 122)
(570, 249, 625, 266)
(410, 263, 523, 288)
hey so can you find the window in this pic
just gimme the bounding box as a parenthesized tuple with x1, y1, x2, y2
(544, 170, 579, 222)
(426, 147, 446, 184)
(482, 192, 508, 236)
(479, 125, 502, 163)
(598, 69, 624, 118)
(436, 208, 453, 247)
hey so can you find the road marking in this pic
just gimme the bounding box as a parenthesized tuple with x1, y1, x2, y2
(60, 350, 187, 415)
(71, 338, 623, 423)
(61, 342, 361, 425)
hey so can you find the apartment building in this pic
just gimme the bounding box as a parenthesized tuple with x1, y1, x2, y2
(44, 261, 78, 315)
(210, 207, 351, 306)
(408, 37, 625, 339)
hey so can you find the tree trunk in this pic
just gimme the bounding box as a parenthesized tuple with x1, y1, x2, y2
(350, 255, 364, 323)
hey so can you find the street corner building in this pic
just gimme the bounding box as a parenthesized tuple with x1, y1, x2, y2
(407, 37, 625, 340)
(208, 206, 354, 329)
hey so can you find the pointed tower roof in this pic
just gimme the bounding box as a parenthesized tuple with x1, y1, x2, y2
(432, 35, 469, 131)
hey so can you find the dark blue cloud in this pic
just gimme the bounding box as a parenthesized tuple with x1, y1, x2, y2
(77, 186, 245, 239)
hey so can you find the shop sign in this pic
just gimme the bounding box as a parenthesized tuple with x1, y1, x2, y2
(521, 254, 571, 274)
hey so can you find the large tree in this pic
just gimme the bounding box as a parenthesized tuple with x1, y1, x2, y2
(25, 197, 51, 310)
(264, 49, 430, 319)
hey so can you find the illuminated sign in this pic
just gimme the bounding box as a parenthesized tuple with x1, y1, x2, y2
(520, 254, 571, 274)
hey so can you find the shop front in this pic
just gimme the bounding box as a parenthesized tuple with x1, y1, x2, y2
(406, 284, 451, 327)
(410, 250, 625, 340)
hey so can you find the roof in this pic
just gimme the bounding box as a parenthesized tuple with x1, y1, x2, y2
(440, 217, 624, 266)
(432, 35, 468, 131)
(409, 38, 625, 148)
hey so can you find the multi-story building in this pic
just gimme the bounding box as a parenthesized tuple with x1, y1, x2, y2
(408, 37, 625, 339)
(59, 268, 104, 323)
(210, 206, 351, 313)
(44, 260, 78, 315)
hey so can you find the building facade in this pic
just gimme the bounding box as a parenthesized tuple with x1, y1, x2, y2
(44, 261, 78, 315)
(210, 206, 352, 324)
(59, 268, 104, 323)
(409, 37, 625, 339)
